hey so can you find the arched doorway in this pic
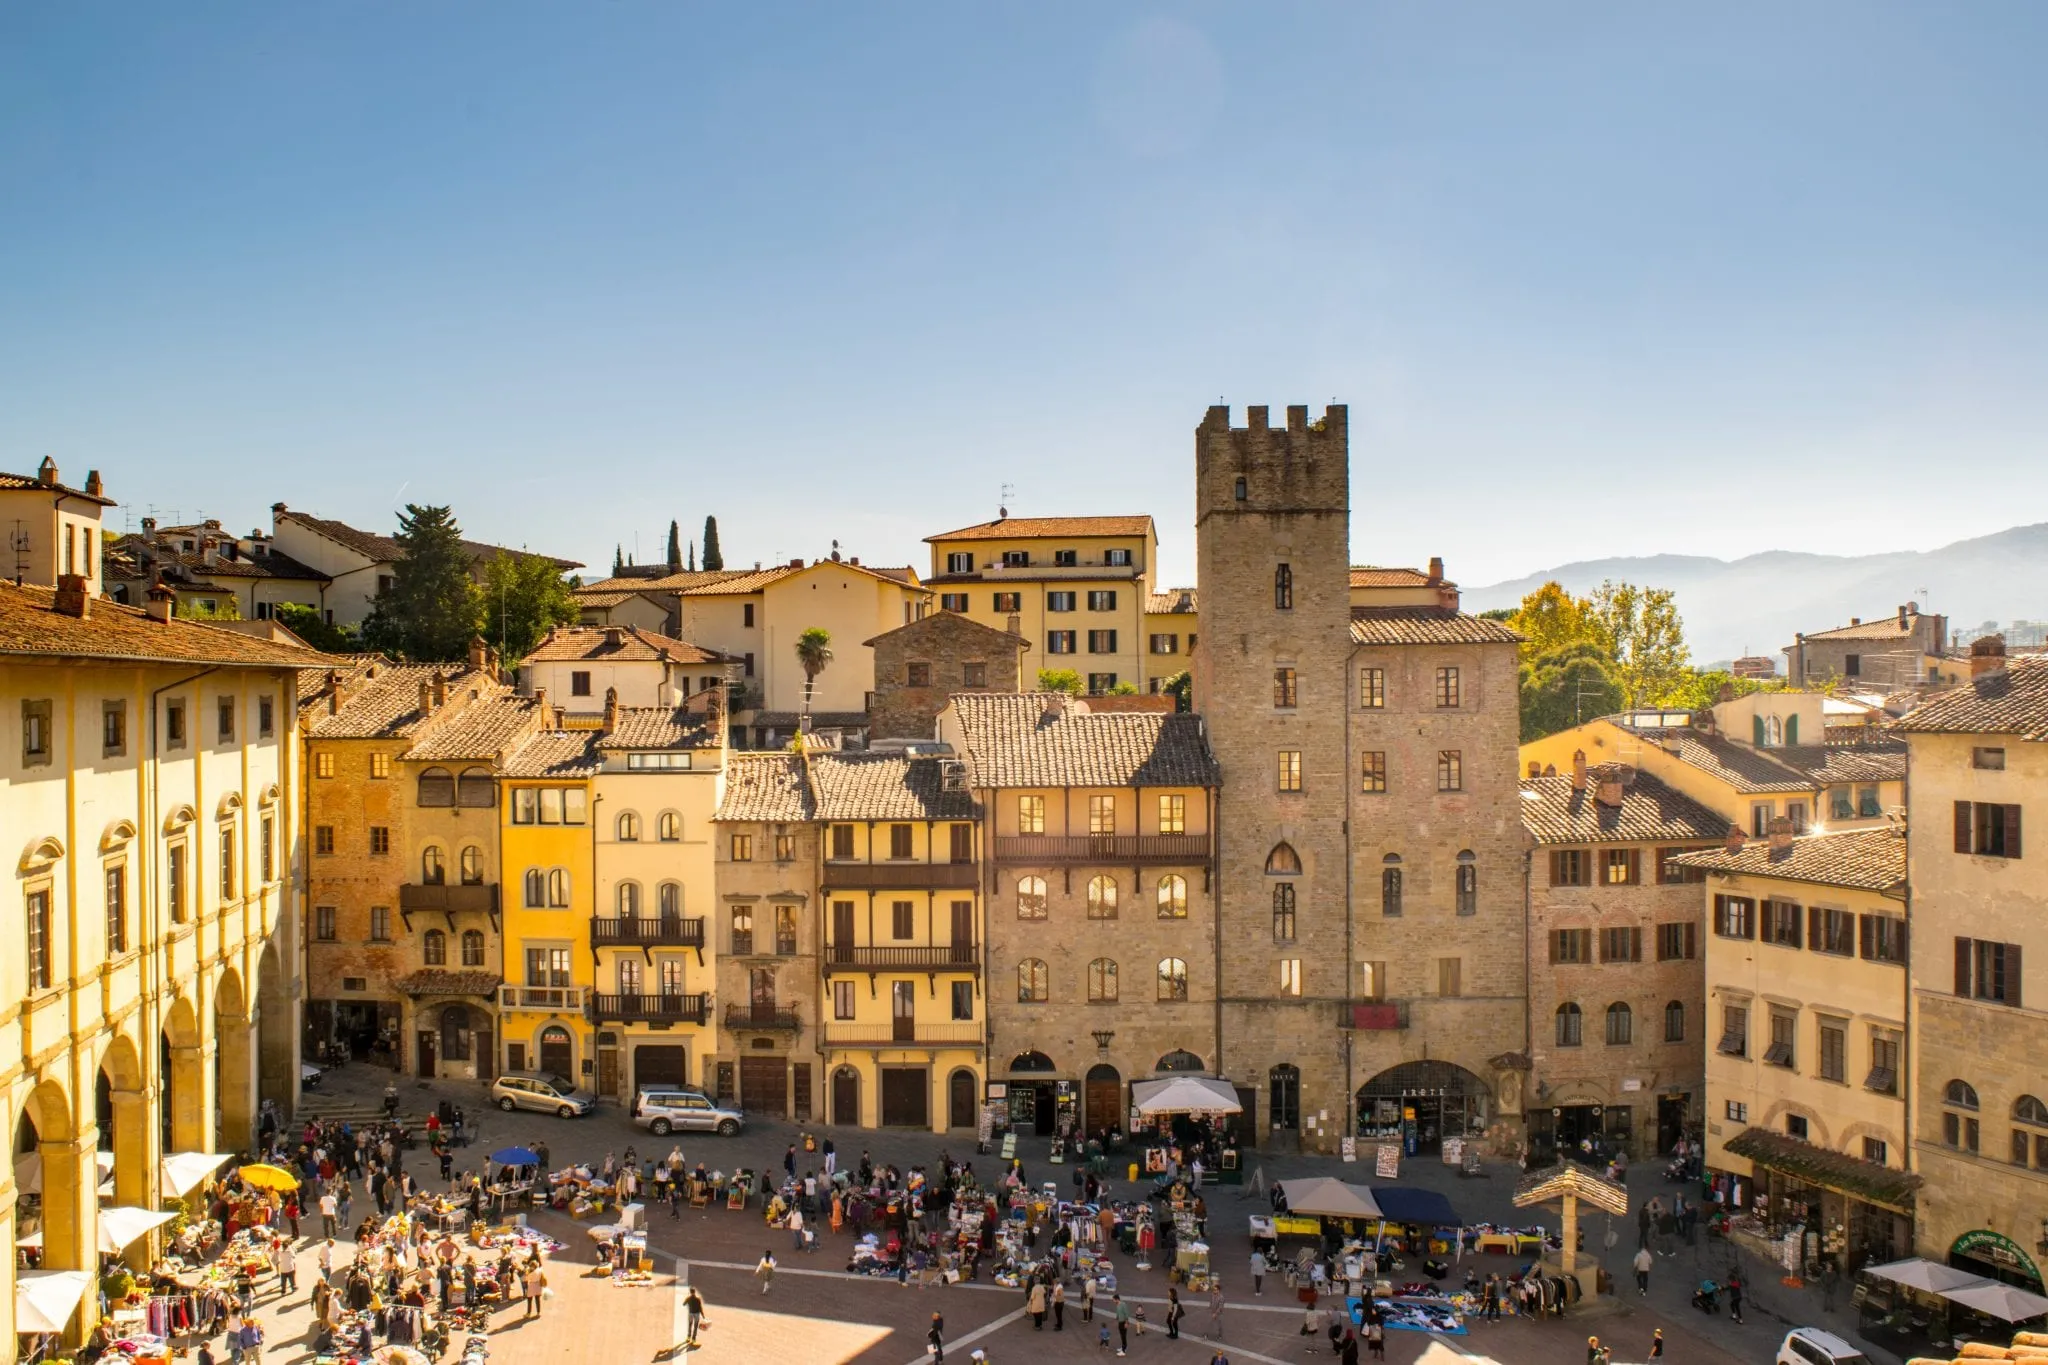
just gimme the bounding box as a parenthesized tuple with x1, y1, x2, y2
(537, 1026, 574, 1080)
(255, 941, 294, 1120)
(1005, 1051, 1062, 1136)
(1356, 1061, 1490, 1156)
(215, 968, 256, 1153)
(98, 1033, 150, 1207)
(160, 996, 206, 1154)
(1154, 1049, 1204, 1073)
(1085, 1064, 1122, 1138)
(947, 1069, 978, 1130)
(440, 1006, 477, 1080)
(1269, 1064, 1301, 1134)
(831, 1066, 861, 1127)
(17, 1080, 88, 1273)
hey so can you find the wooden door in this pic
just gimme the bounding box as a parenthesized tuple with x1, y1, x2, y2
(597, 1042, 621, 1099)
(948, 1069, 977, 1129)
(880, 1068, 929, 1128)
(476, 1029, 494, 1081)
(538, 1029, 572, 1079)
(739, 1057, 787, 1117)
(891, 980, 916, 1042)
(1085, 1064, 1121, 1138)
(831, 902, 855, 965)
(791, 1063, 812, 1123)
(832, 1067, 860, 1126)
(417, 1031, 437, 1080)
(949, 900, 974, 963)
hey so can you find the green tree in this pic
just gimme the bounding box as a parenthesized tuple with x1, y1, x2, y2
(1161, 670, 1192, 712)
(361, 504, 484, 663)
(794, 626, 833, 719)
(1507, 581, 1603, 660)
(612, 545, 624, 576)
(1588, 580, 1691, 707)
(1108, 681, 1140, 695)
(1036, 668, 1083, 695)
(481, 551, 579, 663)
(1656, 668, 1788, 711)
(271, 602, 359, 654)
(1518, 642, 1626, 742)
(1478, 606, 1515, 622)
(701, 516, 724, 571)
(687, 539, 696, 572)
(666, 521, 682, 572)
(174, 596, 242, 621)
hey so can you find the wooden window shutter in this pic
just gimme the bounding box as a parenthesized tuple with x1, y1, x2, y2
(1549, 931, 1562, 964)
(1955, 801, 1973, 854)
(1549, 851, 1564, 887)
(1626, 849, 1641, 883)
(2005, 805, 2023, 860)
(2011, 944, 2024, 1009)
(1808, 905, 1823, 951)
(1956, 937, 1974, 996)
(1859, 915, 1874, 958)
(1685, 921, 1697, 960)
(1785, 715, 1799, 745)
(1896, 921, 1909, 963)
(1753, 715, 1767, 746)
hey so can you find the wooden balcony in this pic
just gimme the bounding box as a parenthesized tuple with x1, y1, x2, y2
(400, 883, 499, 913)
(820, 861, 980, 891)
(993, 835, 1211, 865)
(590, 992, 709, 1024)
(821, 1021, 983, 1049)
(589, 915, 706, 949)
(723, 1004, 803, 1031)
(822, 944, 979, 972)
(498, 985, 586, 1012)
(1336, 1000, 1410, 1030)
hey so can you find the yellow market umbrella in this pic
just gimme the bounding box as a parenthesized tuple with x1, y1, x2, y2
(237, 1163, 300, 1191)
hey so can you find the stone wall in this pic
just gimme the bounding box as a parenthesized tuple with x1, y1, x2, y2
(868, 612, 1027, 741)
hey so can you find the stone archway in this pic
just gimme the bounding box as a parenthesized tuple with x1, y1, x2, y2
(160, 996, 208, 1155)
(256, 940, 295, 1123)
(216, 967, 258, 1155)
(16, 1079, 89, 1272)
(98, 1031, 153, 1207)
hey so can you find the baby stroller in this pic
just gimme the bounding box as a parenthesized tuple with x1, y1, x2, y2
(1691, 1279, 1720, 1314)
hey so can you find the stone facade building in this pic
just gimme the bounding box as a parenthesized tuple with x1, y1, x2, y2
(939, 692, 1220, 1140)
(866, 610, 1029, 742)
(1192, 403, 1530, 1155)
(1521, 762, 1727, 1162)
(1786, 603, 1952, 690)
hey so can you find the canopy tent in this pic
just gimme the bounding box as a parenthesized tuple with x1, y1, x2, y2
(13, 1151, 115, 1198)
(1130, 1077, 1242, 1116)
(161, 1150, 232, 1198)
(489, 1146, 540, 1167)
(1278, 1178, 1382, 1220)
(18, 1206, 176, 1255)
(1863, 1258, 1989, 1295)
(1371, 1185, 1463, 1227)
(1938, 1279, 2048, 1323)
(15, 1270, 93, 1336)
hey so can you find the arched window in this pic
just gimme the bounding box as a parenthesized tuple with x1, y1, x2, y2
(1087, 958, 1119, 1003)
(1016, 875, 1048, 920)
(1605, 1002, 1633, 1046)
(421, 845, 445, 885)
(617, 811, 641, 842)
(523, 868, 545, 908)
(1664, 1000, 1686, 1042)
(1086, 875, 1118, 920)
(1269, 1063, 1301, 1129)
(423, 929, 446, 964)
(1156, 1049, 1204, 1072)
(546, 868, 570, 907)
(2016, 1095, 2048, 1126)
(1265, 843, 1301, 875)
(617, 882, 641, 917)
(617, 958, 642, 995)
(1018, 959, 1048, 1003)
(658, 883, 681, 917)
(1455, 850, 1477, 915)
(417, 767, 455, 807)
(1946, 1080, 1980, 1109)
(1272, 883, 1297, 940)
(1382, 866, 1403, 917)
(1010, 1051, 1056, 1073)
(657, 811, 681, 842)
(456, 768, 496, 807)
(1555, 1002, 1583, 1047)
(1157, 874, 1187, 919)
(461, 930, 485, 966)
(1945, 1079, 1981, 1152)
(1764, 716, 1783, 747)
(1274, 563, 1293, 610)
(1157, 958, 1188, 1001)
(459, 845, 483, 885)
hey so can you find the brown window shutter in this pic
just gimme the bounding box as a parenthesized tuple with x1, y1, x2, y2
(2011, 943, 2024, 1009)
(1956, 937, 1974, 996)
(1685, 921, 1697, 959)
(2005, 805, 2023, 860)
(1549, 852, 1562, 887)
(1859, 915, 1874, 959)
(1955, 801, 1973, 854)
(1896, 921, 1909, 964)
(1626, 849, 1641, 884)
(1808, 905, 1823, 951)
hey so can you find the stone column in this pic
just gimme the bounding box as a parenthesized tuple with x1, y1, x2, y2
(110, 1086, 156, 1206)
(1560, 1193, 1580, 1279)
(217, 1012, 258, 1156)
(168, 1043, 213, 1153)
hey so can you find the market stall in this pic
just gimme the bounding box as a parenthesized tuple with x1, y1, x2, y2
(16, 1269, 93, 1360)
(160, 1151, 231, 1201)
(1857, 1257, 2048, 1357)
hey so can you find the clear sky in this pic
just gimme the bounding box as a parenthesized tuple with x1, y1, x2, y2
(4, 4, 2043, 588)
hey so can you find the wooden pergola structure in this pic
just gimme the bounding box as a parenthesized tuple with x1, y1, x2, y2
(1514, 1161, 1629, 1278)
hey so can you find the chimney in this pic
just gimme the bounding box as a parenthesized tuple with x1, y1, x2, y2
(431, 673, 447, 708)
(788, 557, 804, 569)
(1570, 749, 1588, 792)
(141, 516, 157, 537)
(1006, 613, 1022, 637)
(1594, 766, 1626, 809)
(53, 573, 91, 619)
(1041, 693, 1066, 724)
(323, 669, 341, 716)
(145, 583, 174, 624)
(848, 557, 860, 566)
(1899, 605, 1910, 629)
(1768, 815, 1795, 853)
(602, 686, 619, 735)
(1542, 763, 1557, 776)
(36, 456, 57, 487)
(1972, 634, 2008, 680)
(418, 679, 433, 715)
(84, 470, 103, 497)
(468, 636, 488, 670)
(1716, 681, 1735, 704)
(1724, 826, 1746, 853)
(1427, 556, 1444, 584)
(603, 627, 623, 648)
(1527, 760, 1542, 779)
(201, 538, 220, 567)
(533, 688, 547, 712)
(1849, 617, 1860, 627)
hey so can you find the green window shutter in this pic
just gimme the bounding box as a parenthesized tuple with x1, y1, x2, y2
(1786, 715, 1799, 745)
(1753, 715, 1767, 746)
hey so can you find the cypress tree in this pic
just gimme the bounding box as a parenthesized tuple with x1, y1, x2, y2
(701, 516, 724, 571)
(613, 544, 624, 576)
(688, 540, 696, 573)
(666, 520, 682, 571)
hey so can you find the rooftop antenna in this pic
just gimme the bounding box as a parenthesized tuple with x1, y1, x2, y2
(999, 484, 1014, 519)
(9, 519, 28, 585)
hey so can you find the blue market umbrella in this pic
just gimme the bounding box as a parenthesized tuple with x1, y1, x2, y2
(489, 1146, 540, 1166)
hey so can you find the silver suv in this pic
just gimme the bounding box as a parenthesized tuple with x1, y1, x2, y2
(490, 1072, 597, 1118)
(632, 1088, 744, 1136)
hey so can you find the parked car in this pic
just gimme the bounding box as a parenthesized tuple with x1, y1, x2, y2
(1777, 1327, 1871, 1365)
(490, 1072, 597, 1118)
(632, 1088, 744, 1136)
(299, 1062, 323, 1092)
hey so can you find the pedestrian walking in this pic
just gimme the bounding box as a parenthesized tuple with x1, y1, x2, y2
(1250, 1250, 1265, 1296)
(823, 1137, 836, 1180)
(785, 1145, 797, 1180)
(1052, 1278, 1066, 1330)
(1207, 1281, 1224, 1340)
(522, 1264, 546, 1317)
(1366, 1319, 1385, 1360)
(927, 1310, 945, 1362)
(1166, 1286, 1184, 1339)
(755, 1250, 777, 1294)
(238, 1316, 263, 1362)
(1114, 1293, 1132, 1356)
(1082, 1275, 1096, 1322)
(1649, 1326, 1664, 1358)
(1028, 1279, 1047, 1330)
(1820, 1261, 1838, 1311)
(684, 1287, 706, 1346)
(789, 1205, 805, 1250)
(1727, 1273, 1745, 1324)
(1340, 1328, 1359, 1365)
(1633, 1246, 1652, 1295)
(1302, 1303, 1324, 1352)
(272, 1236, 296, 1294)
(318, 1189, 338, 1238)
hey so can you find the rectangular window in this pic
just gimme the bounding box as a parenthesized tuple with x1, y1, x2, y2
(889, 824, 914, 859)
(314, 750, 336, 780)
(1382, 867, 1402, 916)
(314, 825, 334, 856)
(1002, 550, 1029, 568)
(1278, 959, 1302, 996)
(1087, 629, 1118, 653)
(219, 827, 236, 899)
(1358, 961, 1386, 1002)
(1087, 590, 1116, 611)
(1945, 1111, 1980, 1153)
(258, 695, 274, 737)
(1046, 631, 1076, 654)
(1956, 936, 2024, 1006)
(1550, 850, 1591, 887)
(1761, 899, 1803, 948)
(1088, 794, 1116, 835)
(1359, 667, 1385, 709)
(1277, 750, 1302, 792)
(1811, 906, 1856, 956)
(21, 699, 52, 766)
(1047, 591, 1076, 612)
(1866, 1030, 1900, 1094)
(1455, 863, 1477, 915)
(744, 652, 755, 677)
(1714, 895, 1755, 939)
(833, 980, 855, 1020)
(1656, 847, 1707, 884)
(730, 834, 753, 861)
(1764, 1007, 1796, 1067)
(951, 981, 974, 1020)
(1149, 634, 1178, 654)
(1273, 667, 1297, 708)
(938, 593, 968, 613)
(1751, 803, 1773, 838)
(511, 788, 537, 823)
(368, 826, 390, 856)
(1956, 801, 2023, 859)
(1273, 564, 1292, 610)
(1830, 786, 1854, 820)
(775, 905, 799, 956)
(1434, 667, 1460, 708)
(946, 552, 973, 574)
(26, 888, 51, 989)
(1718, 1004, 1749, 1057)
(1600, 926, 1642, 963)
(1818, 1017, 1847, 1082)
(217, 697, 235, 742)
(949, 823, 974, 862)
(993, 592, 1021, 613)
(1360, 751, 1387, 793)
(1974, 746, 2007, 770)
(1436, 957, 1462, 997)
(891, 901, 914, 940)
(1018, 795, 1045, 835)
(1725, 1100, 1748, 1123)
(370, 752, 390, 779)
(962, 661, 987, 688)
(1551, 928, 1592, 964)
(1864, 1137, 1889, 1166)
(105, 864, 127, 954)
(167, 844, 187, 922)
(1273, 886, 1296, 940)
(1157, 795, 1185, 834)
(570, 670, 592, 697)
(830, 824, 855, 859)
(1436, 750, 1462, 792)
(1655, 921, 1697, 961)
(102, 701, 127, 757)
(1601, 848, 1639, 885)
(1664, 1001, 1686, 1042)
(1087, 672, 1117, 693)
(1786, 1114, 1809, 1140)
(315, 905, 336, 941)
(1053, 549, 1077, 567)
(1105, 548, 1131, 567)
(537, 788, 564, 824)
(1861, 913, 1908, 964)
(369, 906, 392, 942)
(165, 699, 185, 750)
(775, 834, 794, 861)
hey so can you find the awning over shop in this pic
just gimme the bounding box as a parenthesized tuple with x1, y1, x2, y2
(1863, 1258, 1986, 1295)
(161, 1150, 232, 1197)
(1942, 1279, 2048, 1323)
(18, 1205, 176, 1254)
(1131, 1076, 1241, 1116)
(1724, 1126, 1922, 1212)
(1372, 1185, 1463, 1227)
(15, 1270, 93, 1335)
(13, 1150, 115, 1198)
(1278, 1178, 1382, 1220)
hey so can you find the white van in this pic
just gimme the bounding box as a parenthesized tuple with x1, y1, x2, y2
(1776, 1327, 1871, 1365)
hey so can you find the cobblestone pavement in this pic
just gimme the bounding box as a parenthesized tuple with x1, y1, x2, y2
(279, 1063, 1832, 1362)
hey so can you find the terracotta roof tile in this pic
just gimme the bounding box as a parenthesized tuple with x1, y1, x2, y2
(1623, 724, 1907, 792)
(0, 469, 116, 506)
(392, 969, 501, 997)
(948, 692, 1220, 789)
(925, 515, 1153, 543)
(1897, 657, 2048, 740)
(1666, 827, 1907, 893)
(676, 561, 922, 595)
(862, 611, 1031, 650)
(524, 625, 735, 667)
(0, 581, 335, 669)
(715, 753, 815, 822)
(1147, 588, 1198, 614)
(810, 752, 979, 821)
(303, 665, 506, 741)
(499, 731, 602, 777)
(104, 535, 330, 583)
(747, 711, 871, 729)
(597, 706, 720, 751)
(1801, 614, 1931, 642)
(582, 569, 750, 594)
(1518, 772, 1731, 845)
(1349, 566, 1435, 588)
(277, 508, 581, 570)
(404, 695, 547, 761)
(1349, 607, 1522, 646)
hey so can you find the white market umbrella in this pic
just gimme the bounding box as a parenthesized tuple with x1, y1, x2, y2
(1278, 1177, 1382, 1221)
(161, 1150, 232, 1198)
(15, 1270, 93, 1335)
(14, 1151, 115, 1198)
(1863, 1258, 1989, 1295)
(1942, 1279, 2048, 1323)
(21, 1205, 179, 1254)
(1130, 1077, 1242, 1117)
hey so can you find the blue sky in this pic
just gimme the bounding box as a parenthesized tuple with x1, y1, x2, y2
(4, 4, 2043, 588)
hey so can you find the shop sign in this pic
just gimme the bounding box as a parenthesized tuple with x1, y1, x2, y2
(1952, 1230, 2043, 1286)
(985, 1082, 1008, 1100)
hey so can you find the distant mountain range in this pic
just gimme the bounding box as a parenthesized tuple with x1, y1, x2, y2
(1464, 523, 2048, 669)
